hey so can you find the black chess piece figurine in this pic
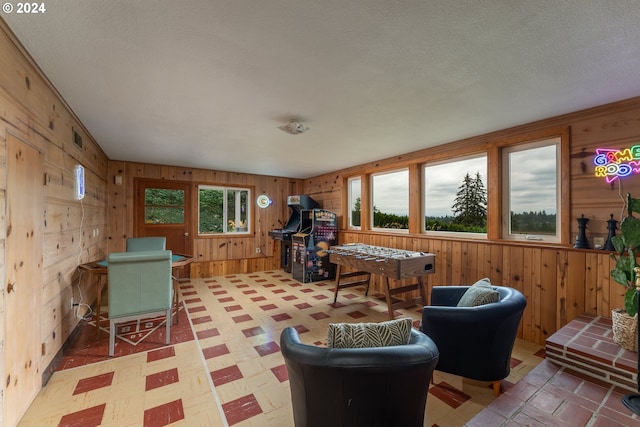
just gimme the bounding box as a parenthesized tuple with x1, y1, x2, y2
(603, 214, 617, 251)
(574, 214, 590, 249)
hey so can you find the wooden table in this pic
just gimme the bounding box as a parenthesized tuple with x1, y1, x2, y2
(79, 253, 194, 336)
(329, 244, 435, 319)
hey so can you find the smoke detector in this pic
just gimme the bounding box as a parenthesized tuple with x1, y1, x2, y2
(278, 120, 309, 135)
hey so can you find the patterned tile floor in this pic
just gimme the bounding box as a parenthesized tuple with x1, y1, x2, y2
(18, 271, 545, 427)
(467, 315, 640, 426)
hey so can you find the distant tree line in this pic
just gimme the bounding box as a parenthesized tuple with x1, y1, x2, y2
(351, 172, 487, 231)
(350, 171, 554, 234)
(510, 210, 556, 234)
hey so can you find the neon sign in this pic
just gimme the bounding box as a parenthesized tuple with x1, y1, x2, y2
(594, 146, 640, 183)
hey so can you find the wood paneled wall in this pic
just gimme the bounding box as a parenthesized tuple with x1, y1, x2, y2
(0, 20, 109, 422)
(106, 161, 302, 276)
(304, 98, 640, 345)
(3, 10, 640, 421)
(336, 232, 616, 345)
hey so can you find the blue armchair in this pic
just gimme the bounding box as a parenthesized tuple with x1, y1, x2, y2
(280, 327, 439, 427)
(420, 285, 526, 396)
(107, 250, 173, 356)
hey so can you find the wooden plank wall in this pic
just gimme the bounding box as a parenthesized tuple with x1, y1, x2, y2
(335, 233, 616, 346)
(106, 161, 302, 276)
(3, 14, 640, 422)
(303, 98, 640, 346)
(0, 20, 109, 420)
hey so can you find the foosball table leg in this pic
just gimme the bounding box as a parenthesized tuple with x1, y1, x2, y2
(333, 265, 342, 303)
(333, 265, 372, 303)
(384, 275, 429, 320)
(418, 275, 428, 307)
(385, 277, 395, 320)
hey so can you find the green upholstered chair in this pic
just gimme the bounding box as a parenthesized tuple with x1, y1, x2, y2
(125, 237, 166, 252)
(107, 250, 173, 356)
(126, 236, 181, 325)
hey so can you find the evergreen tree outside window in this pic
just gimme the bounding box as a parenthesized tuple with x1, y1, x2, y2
(423, 155, 487, 235)
(199, 185, 250, 234)
(371, 169, 409, 230)
(452, 172, 487, 227)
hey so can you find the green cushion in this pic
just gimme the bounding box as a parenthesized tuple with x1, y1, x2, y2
(327, 318, 413, 348)
(457, 278, 500, 307)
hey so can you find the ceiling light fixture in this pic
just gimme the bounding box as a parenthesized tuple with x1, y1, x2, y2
(278, 120, 309, 135)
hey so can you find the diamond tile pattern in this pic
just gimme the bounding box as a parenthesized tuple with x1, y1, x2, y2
(72, 372, 114, 395)
(145, 368, 179, 391)
(57, 403, 106, 427)
(143, 399, 184, 427)
(21, 272, 550, 427)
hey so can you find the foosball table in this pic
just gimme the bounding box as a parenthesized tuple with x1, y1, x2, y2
(328, 244, 436, 319)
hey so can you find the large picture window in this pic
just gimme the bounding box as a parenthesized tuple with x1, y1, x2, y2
(423, 155, 488, 235)
(198, 185, 250, 235)
(502, 137, 560, 242)
(371, 169, 409, 231)
(348, 176, 361, 229)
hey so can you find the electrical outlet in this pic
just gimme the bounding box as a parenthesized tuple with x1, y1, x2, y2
(256, 247, 261, 253)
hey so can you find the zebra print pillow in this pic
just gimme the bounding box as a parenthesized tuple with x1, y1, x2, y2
(327, 318, 413, 348)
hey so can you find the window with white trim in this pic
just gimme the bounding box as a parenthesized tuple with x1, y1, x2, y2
(198, 185, 251, 235)
(502, 137, 560, 242)
(423, 155, 488, 236)
(371, 169, 409, 231)
(348, 176, 361, 229)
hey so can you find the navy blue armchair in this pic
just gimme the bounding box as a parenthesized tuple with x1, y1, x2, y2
(280, 327, 439, 427)
(420, 285, 526, 396)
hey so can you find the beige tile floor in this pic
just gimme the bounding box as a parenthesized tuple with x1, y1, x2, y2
(18, 271, 544, 427)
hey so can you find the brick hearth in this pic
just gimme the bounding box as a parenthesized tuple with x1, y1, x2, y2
(466, 314, 640, 426)
(545, 314, 637, 391)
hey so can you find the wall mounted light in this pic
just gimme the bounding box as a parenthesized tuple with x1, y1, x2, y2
(257, 194, 272, 208)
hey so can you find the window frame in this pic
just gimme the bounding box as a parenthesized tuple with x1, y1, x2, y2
(422, 153, 488, 239)
(370, 168, 410, 233)
(197, 184, 252, 236)
(143, 187, 186, 225)
(501, 136, 563, 243)
(347, 176, 362, 230)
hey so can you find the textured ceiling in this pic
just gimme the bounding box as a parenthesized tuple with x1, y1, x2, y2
(4, 1, 640, 178)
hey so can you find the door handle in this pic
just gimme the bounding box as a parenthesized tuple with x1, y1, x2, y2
(184, 232, 190, 237)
